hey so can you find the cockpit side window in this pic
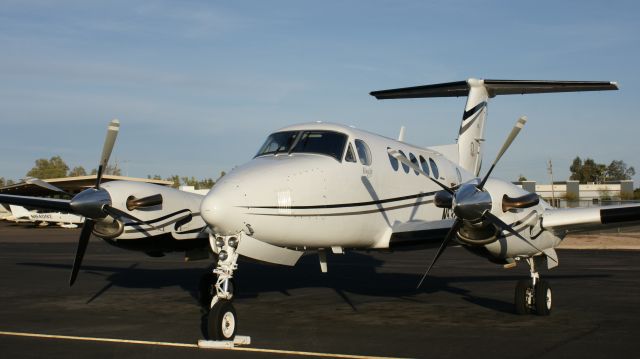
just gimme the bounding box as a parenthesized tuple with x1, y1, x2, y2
(255, 131, 299, 157)
(345, 143, 356, 163)
(290, 131, 348, 161)
(354, 139, 372, 166)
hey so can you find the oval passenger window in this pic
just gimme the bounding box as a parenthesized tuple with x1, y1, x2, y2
(387, 147, 399, 171)
(398, 150, 410, 173)
(419, 155, 430, 176)
(429, 158, 440, 179)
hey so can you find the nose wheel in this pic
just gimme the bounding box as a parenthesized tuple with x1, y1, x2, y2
(514, 256, 552, 315)
(205, 234, 241, 340)
(208, 299, 237, 340)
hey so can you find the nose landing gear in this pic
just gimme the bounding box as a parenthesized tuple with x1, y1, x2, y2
(514, 256, 552, 315)
(204, 234, 240, 340)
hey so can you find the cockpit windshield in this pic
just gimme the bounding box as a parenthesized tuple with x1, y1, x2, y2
(255, 130, 348, 161)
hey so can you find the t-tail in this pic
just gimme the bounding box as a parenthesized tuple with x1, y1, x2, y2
(370, 79, 618, 176)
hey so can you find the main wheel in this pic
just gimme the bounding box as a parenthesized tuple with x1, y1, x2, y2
(535, 280, 552, 316)
(514, 279, 533, 315)
(207, 299, 237, 340)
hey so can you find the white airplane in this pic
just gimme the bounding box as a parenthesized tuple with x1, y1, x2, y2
(6, 205, 84, 228)
(1, 79, 638, 342)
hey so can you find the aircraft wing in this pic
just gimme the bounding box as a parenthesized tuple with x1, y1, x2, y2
(542, 203, 640, 235)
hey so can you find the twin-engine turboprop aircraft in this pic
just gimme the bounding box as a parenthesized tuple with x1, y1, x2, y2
(1, 78, 638, 341)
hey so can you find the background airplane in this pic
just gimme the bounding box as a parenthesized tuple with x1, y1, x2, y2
(6, 205, 84, 228)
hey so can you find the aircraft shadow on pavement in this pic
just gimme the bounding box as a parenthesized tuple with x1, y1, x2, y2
(18, 251, 609, 315)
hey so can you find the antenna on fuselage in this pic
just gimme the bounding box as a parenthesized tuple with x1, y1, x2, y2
(397, 126, 406, 142)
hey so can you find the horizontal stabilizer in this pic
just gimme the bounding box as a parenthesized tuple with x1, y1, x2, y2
(370, 79, 618, 99)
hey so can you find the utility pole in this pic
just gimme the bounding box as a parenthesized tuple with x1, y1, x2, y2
(547, 159, 556, 207)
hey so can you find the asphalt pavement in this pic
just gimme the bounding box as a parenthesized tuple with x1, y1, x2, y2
(0, 221, 639, 358)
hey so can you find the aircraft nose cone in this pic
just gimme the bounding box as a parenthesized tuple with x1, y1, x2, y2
(201, 191, 222, 228)
(200, 182, 244, 235)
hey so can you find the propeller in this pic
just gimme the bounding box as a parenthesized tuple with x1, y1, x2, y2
(0, 119, 164, 286)
(390, 116, 545, 288)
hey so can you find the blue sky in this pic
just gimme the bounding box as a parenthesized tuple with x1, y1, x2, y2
(1, 0, 638, 184)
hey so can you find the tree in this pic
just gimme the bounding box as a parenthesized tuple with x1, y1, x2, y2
(26, 156, 69, 179)
(90, 164, 121, 176)
(570, 156, 635, 183)
(606, 160, 635, 181)
(167, 175, 180, 188)
(198, 178, 215, 189)
(517, 174, 527, 182)
(68, 166, 87, 177)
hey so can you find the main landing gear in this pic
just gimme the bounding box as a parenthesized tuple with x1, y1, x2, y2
(514, 256, 552, 315)
(203, 234, 240, 340)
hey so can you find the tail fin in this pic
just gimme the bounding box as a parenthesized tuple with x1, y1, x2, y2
(9, 205, 32, 219)
(371, 79, 617, 176)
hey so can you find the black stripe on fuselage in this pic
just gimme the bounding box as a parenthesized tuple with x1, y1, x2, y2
(243, 191, 437, 210)
(123, 209, 194, 227)
(249, 199, 434, 217)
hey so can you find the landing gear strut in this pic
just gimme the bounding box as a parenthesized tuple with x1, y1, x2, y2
(514, 256, 552, 315)
(205, 234, 240, 340)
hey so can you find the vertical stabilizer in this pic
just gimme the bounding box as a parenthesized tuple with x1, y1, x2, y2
(9, 205, 32, 219)
(457, 79, 489, 176)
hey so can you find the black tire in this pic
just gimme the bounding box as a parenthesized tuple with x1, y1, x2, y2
(535, 280, 552, 316)
(207, 300, 237, 340)
(514, 279, 532, 315)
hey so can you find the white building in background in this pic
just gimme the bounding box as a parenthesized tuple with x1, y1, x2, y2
(517, 180, 635, 207)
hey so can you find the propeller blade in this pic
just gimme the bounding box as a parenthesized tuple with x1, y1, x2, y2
(24, 178, 73, 196)
(483, 211, 557, 263)
(103, 205, 157, 230)
(69, 219, 95, 286)
(388, 149, 454, 194)
(417, 218, 462, 288)
(0, 194, 72, 212)
(478, 116, 527, 190)
(96, 119, 120, 189)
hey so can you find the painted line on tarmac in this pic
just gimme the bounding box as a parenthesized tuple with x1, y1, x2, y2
(0, 331, 408, 359)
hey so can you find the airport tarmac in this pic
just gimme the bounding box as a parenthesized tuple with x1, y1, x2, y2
(0, 221, 639, 358)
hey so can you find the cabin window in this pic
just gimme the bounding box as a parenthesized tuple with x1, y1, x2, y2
(429, 158, 440, 179)
(419, 155, 430, 176)
(355, 139, 372, 166)
(398, 150, 410, 173)
(345, 143, 357, 163)
(409, 153, 419, 175)
(256, 130, 348, 161)
(387, 147, 399, 171)
(255, 131, 299, 156)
